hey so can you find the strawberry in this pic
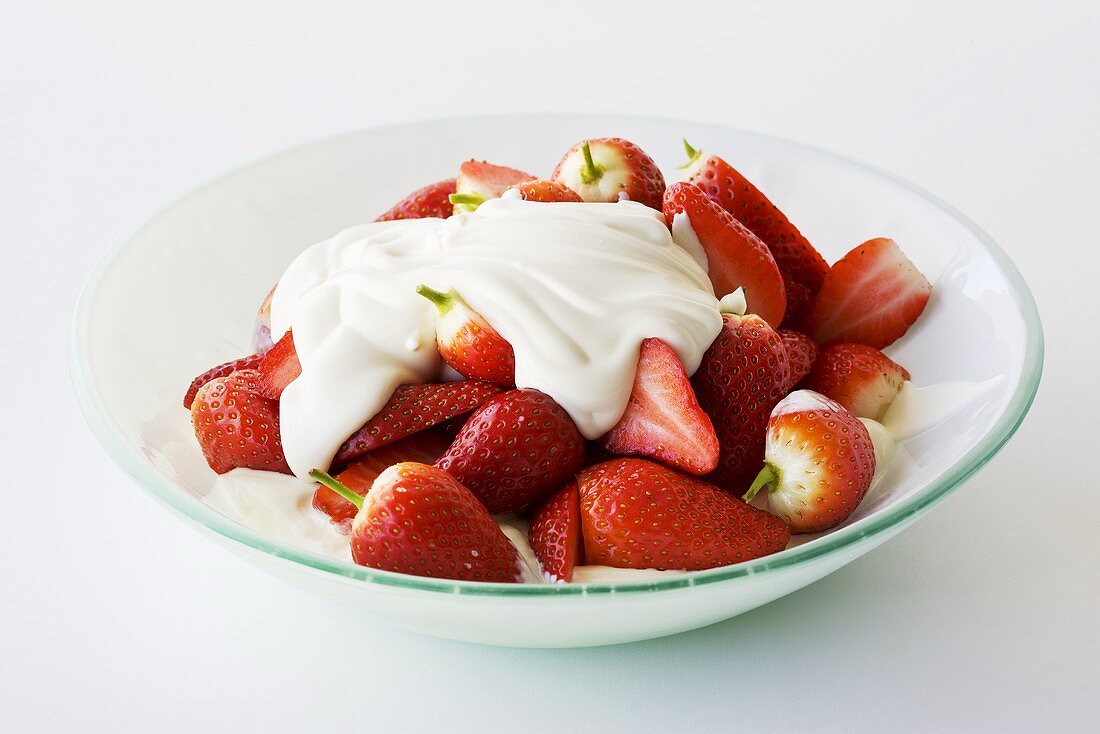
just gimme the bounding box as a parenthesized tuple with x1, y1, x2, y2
(256, 330, 301, 400)
(691, 313, 791, 492)
(679, 140, 829, 322)
(183, 353, 264, 408)
(780, 274, 815, 332)
(601, 338, 719, 475)
(551, 138, 665, 210)
(809, 237, 932, 349)
(191, 369, 290, 475)
(451, 160, 534, 213)
(312, 464, 521, 582)
(375, 178, 457, 221)
(253, 284, 276, 354)
(663, 182, 787, 327)
(510, 179, 583, 203)
(435, 388, 586, 513)
(335, 380, 503, 465)
(578, 458, 790, 571)
(744, 390, 876, 533)
(313, 429, 451, 533)
(416, 285, 515, 385)
(803, 343, 910, 420)
(777, 328, 817, 391)
(528, 481, 583, 582)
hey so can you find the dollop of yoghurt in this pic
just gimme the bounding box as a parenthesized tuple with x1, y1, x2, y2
(270, 193, 723, 477)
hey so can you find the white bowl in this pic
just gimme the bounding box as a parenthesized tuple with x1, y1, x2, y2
(71, 114, 1042, 647)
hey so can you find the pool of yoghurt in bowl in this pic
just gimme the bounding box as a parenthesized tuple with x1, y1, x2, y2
(71, 114, 1042, 647)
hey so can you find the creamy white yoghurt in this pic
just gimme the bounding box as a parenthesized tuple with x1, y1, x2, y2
(270, 192, 723, 478)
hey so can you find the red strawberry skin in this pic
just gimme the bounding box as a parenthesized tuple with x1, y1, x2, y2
(810, 237, 932, 349)
(601, 338, 719, 476)
(691, 313, 791, 492)
(375, 179, 457, 221)
(455, 160, 533, 212)
(683, 149, 829, 318)
(418, 287, 516, 385)
(313, 430, 451, 532)
(757, 390, 876, 533)
(335, 381, 504, 465)
(435, 389, 587, 513)
(578, 458, 790, 571)
(664, 182, 786, 327)
(528, 481, 583, 582)
(804, 343, 910, 420)
(552, 138, 665, 210)
(256, 330, 301, 400)
(350, 462, 521, 582)
(183, 353, 264, 409)
(191, 369, 290, 475)
(777, 329, 818, 391)
(512, 179, 583, 203)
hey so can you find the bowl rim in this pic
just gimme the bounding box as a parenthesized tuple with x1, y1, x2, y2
(69, 112, 1044, 597)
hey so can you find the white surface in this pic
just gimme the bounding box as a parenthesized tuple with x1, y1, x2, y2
(2, 0, 1096, 730)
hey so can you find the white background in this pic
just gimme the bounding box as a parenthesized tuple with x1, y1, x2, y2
(3, 1, 1098, 732)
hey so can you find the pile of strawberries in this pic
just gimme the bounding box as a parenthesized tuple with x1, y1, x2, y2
(186, 136, 931, 583)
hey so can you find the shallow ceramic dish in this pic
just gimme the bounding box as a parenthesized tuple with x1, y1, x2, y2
(71, 114, 1042, 647)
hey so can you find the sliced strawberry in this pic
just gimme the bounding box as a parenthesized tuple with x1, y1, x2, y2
(804, 343, 910, 420)
(313, 429, 451, 533)
(680, 140, 829, 321)
(777, 329, 817, 391)
(375, 178, 457, 221)
(809, 237, 932, 349)
(435, 389, 587, 513)
(510, 179, 583, 203)
(578, 458, 790, 571)
(191, 369, 290, 475)
(452, 160, 534, 212)
(744, 390, 876, 533)
(334, 380, 504, 465)
(780, 274, 815, 332)
(601, 338, 719, 475)
(664, 182, 786, 327)
(552, 138, 665, 210)
(256, 330, 301, 400)
(314, 463, 521, 582)
(183, 353, 264, 409)
(417, 285, 515, 385)
(529, 481, 583, 582)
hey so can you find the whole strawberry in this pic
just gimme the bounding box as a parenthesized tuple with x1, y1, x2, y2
(313, 463, 521, 582)
(692, 313, 791, 491)
(417, 285, 515, 385)
(744, 390, 876, 533)
(191, 369, 290, 474)
(528, 481, 583, 582)
(578, 458, 790, 571)
(552, 138, 665, 210)
(804, 343, 910, 420)
(777, 328, 817, 391)
(435, 389, 586, 512)
(375, 178, 457, 221)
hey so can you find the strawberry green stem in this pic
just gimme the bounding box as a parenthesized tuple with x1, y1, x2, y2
(310, 469, 364, 510)
(677, 138, 703, 170)
(415, 284, 455, 316)
(742, 464, 778, 503)
(448, 192, 487, 208)
(578, 140, 604, 184)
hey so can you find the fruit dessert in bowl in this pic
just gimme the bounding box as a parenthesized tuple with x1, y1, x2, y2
(72, 114, 1041, 646)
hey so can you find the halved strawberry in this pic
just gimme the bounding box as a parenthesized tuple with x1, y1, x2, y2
(777, 329, 817, 391)
(313, 463, 522, 582)
(664, 182, 786, 327)
(256, 330, 301, 400)
(183, 353, 264, 409)
(679, 140, 829, 323)
(551, 138, 665, 210)
(578, 458, 791, 571)
(744, 390, 876, 533)
(451, 160, 534, 212)
(529, 481, 583, 582)
(804, 343, 910, 420)
(601, 338, 719, 475)
(375, 178, 457, 221)
(313, 429, 451, 533)
(510, 179, 583, 203)
(334, 380, 504, 465)
(191, 369, 290, 475)
(810, 237, 932, 348)
(417, 285, 515, 385)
